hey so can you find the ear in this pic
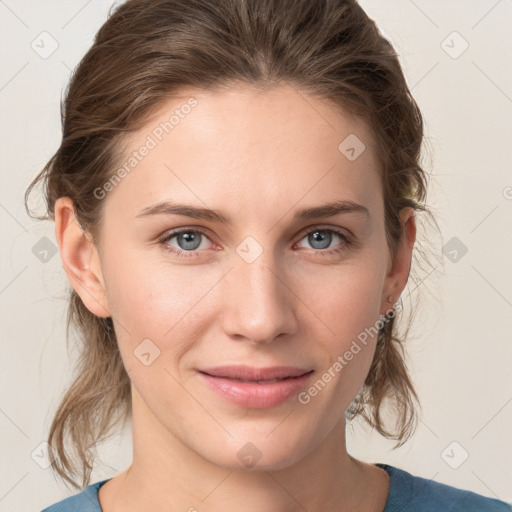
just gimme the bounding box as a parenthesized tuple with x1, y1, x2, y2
(380, 206, 416, 315)
(54, 196, 111, 318)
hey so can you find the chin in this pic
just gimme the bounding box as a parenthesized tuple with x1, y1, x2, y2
(195, 429, 311, 472)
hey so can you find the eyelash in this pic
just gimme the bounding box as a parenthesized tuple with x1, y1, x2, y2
(158, 226, 356, 259)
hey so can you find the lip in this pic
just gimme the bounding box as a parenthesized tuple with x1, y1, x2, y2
(197, 366, 314, 409)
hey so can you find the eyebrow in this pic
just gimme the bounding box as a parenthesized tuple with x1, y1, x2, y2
(135, 199, 370, 223)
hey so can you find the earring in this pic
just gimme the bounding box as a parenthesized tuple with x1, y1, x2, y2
(387, 295, 393, 303)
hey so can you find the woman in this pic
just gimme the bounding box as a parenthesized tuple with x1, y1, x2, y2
(27, 0, 511, 510)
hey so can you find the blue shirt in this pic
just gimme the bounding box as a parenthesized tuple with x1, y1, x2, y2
(40, 463, 511, 511)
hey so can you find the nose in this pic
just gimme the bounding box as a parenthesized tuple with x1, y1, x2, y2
(220, 252, 298, 345)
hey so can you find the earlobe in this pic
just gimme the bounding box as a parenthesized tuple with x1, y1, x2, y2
(380, 207, 417, 314)
(54, 197, 111, 318)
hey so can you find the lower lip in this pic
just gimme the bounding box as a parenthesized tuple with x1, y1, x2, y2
(197, 371, 314, 409)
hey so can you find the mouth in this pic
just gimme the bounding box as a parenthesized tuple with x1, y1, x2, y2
(196, 366, 315, 409)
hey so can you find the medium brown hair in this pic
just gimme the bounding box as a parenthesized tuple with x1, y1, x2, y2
(25, 0, 439, 490)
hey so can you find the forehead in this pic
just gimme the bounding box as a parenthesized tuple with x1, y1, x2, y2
(106, 84, 382, 221)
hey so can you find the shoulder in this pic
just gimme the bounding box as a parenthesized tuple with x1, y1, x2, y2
(378, 464, 512, 512)
(40, 479, 108, 512)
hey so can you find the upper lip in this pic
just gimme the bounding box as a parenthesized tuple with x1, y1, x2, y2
(198, 365, 313, 381)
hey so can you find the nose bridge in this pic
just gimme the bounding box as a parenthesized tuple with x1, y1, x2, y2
(221, 245, 297, 343)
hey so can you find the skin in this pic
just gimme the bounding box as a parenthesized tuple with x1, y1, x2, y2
(54, 84, 416, 512)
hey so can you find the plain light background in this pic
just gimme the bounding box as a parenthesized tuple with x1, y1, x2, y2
(0, 0, 511, 510)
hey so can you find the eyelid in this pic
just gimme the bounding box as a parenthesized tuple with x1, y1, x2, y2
(295, 223, 353, 240)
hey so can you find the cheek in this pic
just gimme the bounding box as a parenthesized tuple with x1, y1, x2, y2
(103, 255, 220, 356)
(296, 259, 384, 394)
(106, 263, 213, 405)
(296, 258, 384, 342)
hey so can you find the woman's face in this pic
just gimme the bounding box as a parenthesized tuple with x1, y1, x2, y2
(60, 84, 415, 471)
